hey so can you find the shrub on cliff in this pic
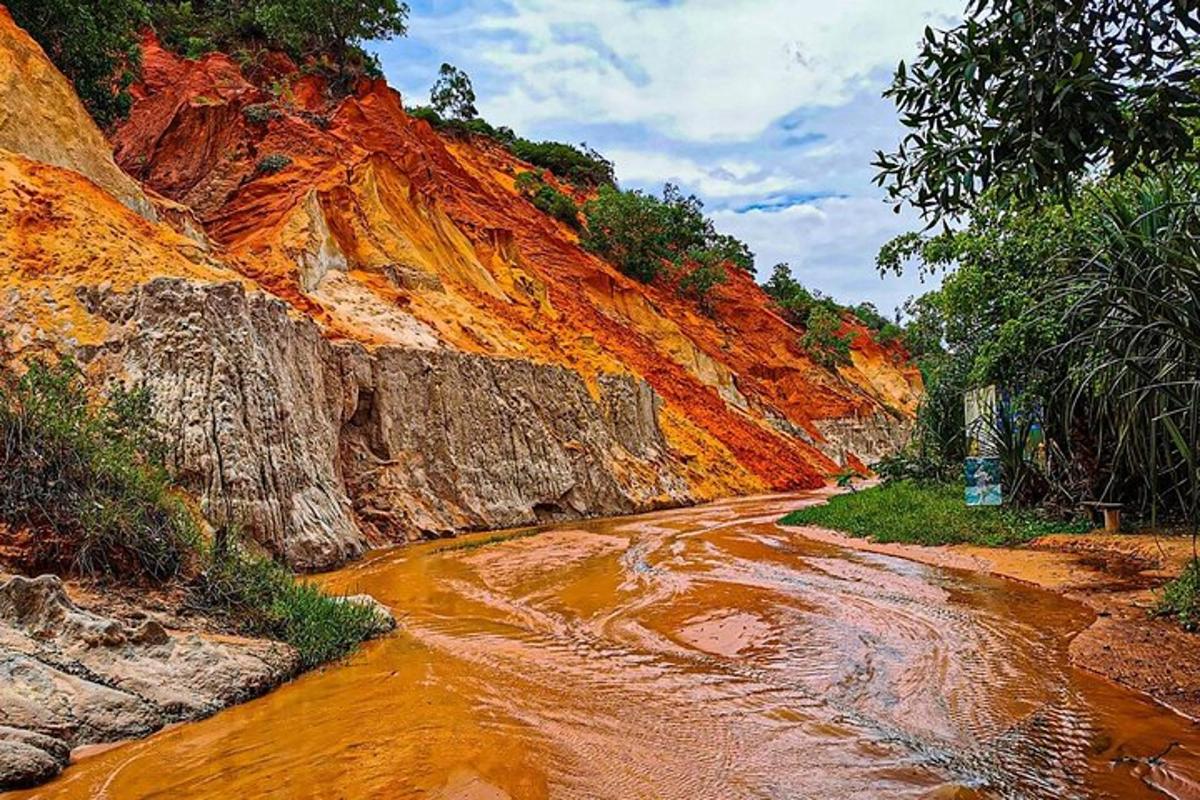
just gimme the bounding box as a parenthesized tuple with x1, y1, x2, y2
(580, 183, 760, 311)
(147, 0, 406, 88)
(8, 0, 148, 126)
(0, 357, 196, 578)
(851, 302, 889, 332)
(511, 140, 615, 189)
(676, 252, 728, 314)
(415, 65, 613, 188)
(581, 186, 671, 283)
(514, 171, 581, 230)
(256, 0, 409, 69)
(0, 354, 383, 665)
(762, 263, 852, 325)
(800, 306, 855, 370)
(243, 102, 280, 125)
(256, 153, 292, 175)
(581, 183, 754, 286)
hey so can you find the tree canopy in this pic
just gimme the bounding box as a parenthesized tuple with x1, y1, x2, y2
(430, 63, 477, 121)
(10, 0, 411, 125)
(874, 0, 1200, 223)
(8, 0, 148, 126)
(581, 183, 754, 283)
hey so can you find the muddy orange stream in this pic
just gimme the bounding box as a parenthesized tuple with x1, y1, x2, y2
(16, 494, 1200, 799)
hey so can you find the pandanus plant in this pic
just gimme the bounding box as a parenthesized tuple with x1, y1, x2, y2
(1057, 169, 1200, 544)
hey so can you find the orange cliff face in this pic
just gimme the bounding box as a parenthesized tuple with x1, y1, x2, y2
(113, 36, 921, 478)
(0, 8, 238, 355)
(0, 14, 921, 567)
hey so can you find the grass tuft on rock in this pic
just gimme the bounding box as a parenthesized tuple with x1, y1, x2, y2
(434, 528, 539, 553)
(193, 534, 385, 669)
(0, 354, 383, 667)
(779, 481, 1089, 547)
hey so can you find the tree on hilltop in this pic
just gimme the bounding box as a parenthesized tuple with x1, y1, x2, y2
(256, 0, 409, 76)
(430, 63, 477, 121)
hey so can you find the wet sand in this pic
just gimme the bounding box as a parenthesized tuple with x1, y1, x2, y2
(11, 492, 1200, 799)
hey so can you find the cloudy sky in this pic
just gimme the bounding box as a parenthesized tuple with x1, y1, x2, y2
(373, 0, 962, 316)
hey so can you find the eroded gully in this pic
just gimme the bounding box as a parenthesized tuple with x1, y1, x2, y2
(14, 493, 1200, 799)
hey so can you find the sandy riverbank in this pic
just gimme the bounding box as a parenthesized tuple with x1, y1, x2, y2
(788, 521, 1200, 720)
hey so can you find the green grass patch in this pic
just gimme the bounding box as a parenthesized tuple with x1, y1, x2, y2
(1155, 557, 1200, 632)
(191, 535, 386, 668)
(0, 357, 198, 579)
(779, 481, 1090, 547)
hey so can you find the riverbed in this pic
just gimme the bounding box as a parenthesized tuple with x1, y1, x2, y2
(14, 493, 1200, 799)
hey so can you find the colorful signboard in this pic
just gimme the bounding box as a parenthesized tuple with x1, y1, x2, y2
(964, 456, 1002, 506)
(964, 386, 1002, 506)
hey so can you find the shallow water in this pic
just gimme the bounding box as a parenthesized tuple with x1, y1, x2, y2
(16, 493, 1200, 799)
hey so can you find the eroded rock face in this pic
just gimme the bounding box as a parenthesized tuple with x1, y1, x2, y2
(338, 346, 688, 541)
(81, 279, 364, 569)
(0, 574, 299, 790)
(83, 278, 692, 569)
(0, 726, 70, 789)
(812, 414, 913, 468)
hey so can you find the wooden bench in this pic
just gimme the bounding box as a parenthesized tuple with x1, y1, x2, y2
(1081, 501, 1123, 533)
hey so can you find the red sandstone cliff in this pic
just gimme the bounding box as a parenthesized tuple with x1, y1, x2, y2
(0, 19, 921, 569)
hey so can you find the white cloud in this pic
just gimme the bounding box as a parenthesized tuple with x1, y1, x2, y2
(462, 0, 960, 141)
(711, 197, 941, 315)
(604, 149, 798, 199)
(382, 1, 956, 312)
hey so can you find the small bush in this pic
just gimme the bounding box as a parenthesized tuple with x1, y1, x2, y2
(763, 263, 847, 325)
(510, 139, 614, 188)
(0, 357, 197, 579)
(407, 104, 443, 126)
(1156, 558, 1200, 632)
(676, 252, 727, 312)
(872, 450, 957, 484)
(852, 302, 890, 331)
(877, 322, 904, 346)
(581, 183, 754, 285)
(255, 153, 292, 175)
(535, 187, 581, 230)
(243, 103, 280, 125)
(800, 306, 855, 369)
(409, 100, 608, 188)
(298, 110, 331, 130)
(513, 170, 540, 194)
(581, 186, 669, 282)
(269, 581, 383, 668)
(514, 171, 580, 230)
